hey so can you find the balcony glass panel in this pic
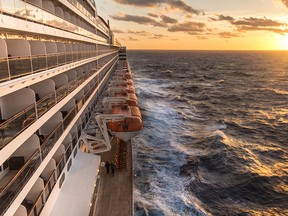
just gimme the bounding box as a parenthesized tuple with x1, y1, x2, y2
(9, 57, 32, 78)
(65, 143, 72, 161)
(57, 53, 66, 65)
(47, 54, 58, 69)
(73, 52, 78, 61)
(36, 92, 56, 118)
(32, 55, 47, 72)
(44, 170, 56, 201)
(66, 53, 73, 63)
(1, 0, 16, 15)
(56, 155, 65, 178)
(68, 78, 79, 92)
(25, 2, 43, 23)
(41, 122, 64, 159)
(56, 84, 69, 102)
(63, 108, 76, 129)
(0, 104, 36, 150)
(14, 0, 26, 18)
(0, 150, 41, 216)
(0, 58, 10, 82)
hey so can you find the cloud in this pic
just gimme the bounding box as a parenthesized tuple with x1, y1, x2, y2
(196, 36, 208, 40)
(110, 13, 167, 27)
(121, 36, 139, 41)
(168, 21, 206, 34)
(113, 0, 202, 15)
(218, 31, 241, 38)
(126, 30, 167, 39)
(112, 29, 126, 33)
(160, 14, 178, 24)
(231, 17, 286, 27)
(210, 14, 234, 21)
(148, 13, 158, 18)
(211, 14, 288, 35)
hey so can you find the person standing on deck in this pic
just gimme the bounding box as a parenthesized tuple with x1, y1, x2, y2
(110, 161, 115, 176)
(105, 161, 110, 174)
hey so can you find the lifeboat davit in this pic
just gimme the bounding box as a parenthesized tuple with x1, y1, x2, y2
(107, 104, 143, 141)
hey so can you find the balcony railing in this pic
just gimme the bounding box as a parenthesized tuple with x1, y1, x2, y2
(56, 155, 65, 178)
(65, 142, 73, 161)
(0, 149, 41, 216)
(0, 104, 36, 150)
(8, 56, 32, 78)
(0, 51, 103, 83)
(43, 170, 56, 201)
(0, 53, 117, 151)
(0, 56, 117, 216)
(27, 191, 44, 216)
(1, 0, 98, 39)
(41, 122, 64, 160)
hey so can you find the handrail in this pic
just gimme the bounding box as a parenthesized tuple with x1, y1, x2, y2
(0, 103, 35, 128)
(1, 53, 117, 151)
(88, 175, 101, 216)
(0, 149, 40, 196)
(36, 92, 55, 106)
(41, 121, 63, 146)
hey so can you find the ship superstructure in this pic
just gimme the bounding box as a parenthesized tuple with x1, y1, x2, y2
(0, 0, 126, 215)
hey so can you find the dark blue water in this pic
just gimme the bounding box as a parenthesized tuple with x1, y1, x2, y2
(129, 51, 288, 216)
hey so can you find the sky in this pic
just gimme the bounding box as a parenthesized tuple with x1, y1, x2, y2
(96, 0, 288, 50)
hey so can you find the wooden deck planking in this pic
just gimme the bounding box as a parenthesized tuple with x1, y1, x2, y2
(94, 139, 133, 216)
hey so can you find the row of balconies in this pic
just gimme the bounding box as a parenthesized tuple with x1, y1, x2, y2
(0, 37, 116, 82)
(67, 0, 96, 23)
(0, 0, 109, 42)
(0, 55, 117, 216)
(0, 52, 117, 151)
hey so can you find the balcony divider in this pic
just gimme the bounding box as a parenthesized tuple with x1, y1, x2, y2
(27, 191, 44, 216)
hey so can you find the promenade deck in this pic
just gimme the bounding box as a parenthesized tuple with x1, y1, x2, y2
(94, 139, 133, 216)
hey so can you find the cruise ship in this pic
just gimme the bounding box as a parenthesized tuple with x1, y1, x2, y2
(0, 1, 142, 215)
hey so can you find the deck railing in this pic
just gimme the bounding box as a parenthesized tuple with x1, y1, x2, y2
(88, 175, 101, 216)
(0, 104, 36, 150)
(0, 149, 41, 216)
(43, 170, 56, 201)
(41, 122, 64, 160)
(56, 155, 65, 178)
(1, 0, 97, 39)
(0, 52, 116, 151)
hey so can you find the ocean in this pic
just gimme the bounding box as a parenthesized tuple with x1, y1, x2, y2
(128, 50, 288, 216)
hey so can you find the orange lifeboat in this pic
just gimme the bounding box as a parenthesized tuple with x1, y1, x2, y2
(114, 73, 132, 79)
(107, 87, 138, 106)
(107, 104, 143, 141)
(109, 80, 135, 92)
(113, 92, 138, 107)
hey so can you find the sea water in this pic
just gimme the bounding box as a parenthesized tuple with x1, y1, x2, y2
(129, 51, 288, 216)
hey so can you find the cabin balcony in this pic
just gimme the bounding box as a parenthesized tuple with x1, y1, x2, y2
(0, 0, 98, 39)
(0, 38, 113, 83)
(0, 52, 118, 151)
